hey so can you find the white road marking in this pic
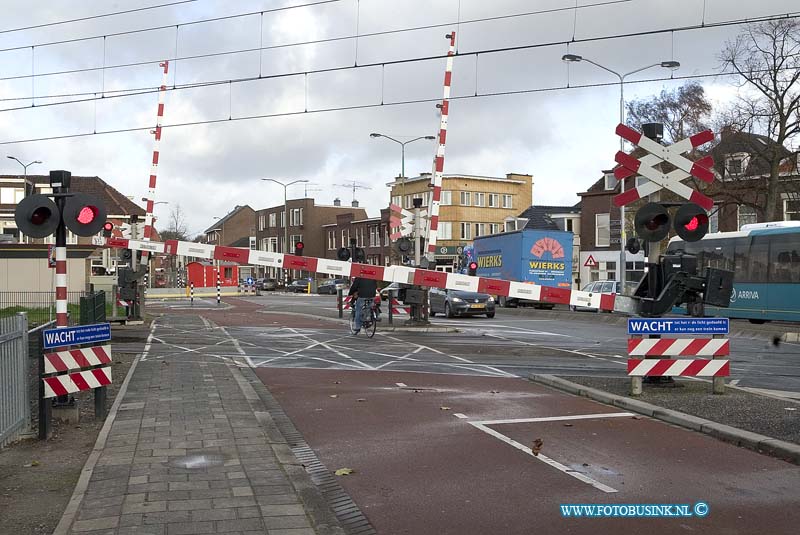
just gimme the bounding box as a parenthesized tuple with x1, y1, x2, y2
(396, 382, 407, 387)
(474, 412, 635, 426)
(729, 379, 740, 386)
(469, 422, 618, 493)
(139, 319, 157, 361)
(453, 413, 468, 419)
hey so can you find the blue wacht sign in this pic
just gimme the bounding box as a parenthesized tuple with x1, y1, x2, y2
(43, 323, 112, 350)
(627, 318, 729, 336)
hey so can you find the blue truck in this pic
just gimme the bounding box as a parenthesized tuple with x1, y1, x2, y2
(472, 229, 574, 308)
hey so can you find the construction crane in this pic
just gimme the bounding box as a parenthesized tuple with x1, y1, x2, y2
(334, 180, 371, 203)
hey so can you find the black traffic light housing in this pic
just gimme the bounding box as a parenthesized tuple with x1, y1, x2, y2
(674, 202, 709, 242)
(62, 192, 107, 236)
(625, 237, 641, 254)
(467, 261, 478, 276)
(395, 237, 413, 255)
(353, 247, 366, 263)
(294, 241, 304, 256)
(634, 202, 671, 242)
(336, 247, 350, 261)
(102, 221, 114, 238)
(14, 194, 60, 238)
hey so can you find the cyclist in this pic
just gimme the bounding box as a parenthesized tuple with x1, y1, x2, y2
(348, 277, 378, 334)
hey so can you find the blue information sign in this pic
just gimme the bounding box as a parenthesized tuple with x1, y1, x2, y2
(43, 323, 111, 350)
(246, 277, 254, 285)
(627, 317, 729, 336)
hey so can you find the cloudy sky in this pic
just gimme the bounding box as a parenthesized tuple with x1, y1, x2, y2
(0, 0, 797, 237)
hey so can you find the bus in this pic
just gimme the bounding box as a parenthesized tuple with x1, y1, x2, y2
(666, 221, 800, 323)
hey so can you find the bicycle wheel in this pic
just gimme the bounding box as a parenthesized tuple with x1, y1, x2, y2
(366, 308, 377, 338)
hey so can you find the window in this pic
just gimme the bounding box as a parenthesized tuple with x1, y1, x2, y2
(280, 211, 286, 228)
(727, 156, 745, 176)
(439, 222, 452, 240)
(382, 225, 389, 246)
(341, 229, 350, 247)
(0, 187, 24, 204)
(737, 205, 757, 230)
(709, 209, 719, 233)
(596, 213, 610, 247)
(604, 173, 618, 191)
(440, 190, 452, 206)
(260, 238, 268, 250)
(369, 226, 378, 247)
(328, 230, 336, 250)
(502, 194, 513, 209)
(224, 267, 233, 279)
(474, 193, 485, 207)
(505, 219, 517, 232)
(269, 213, 276, 227)
(784, 199, 800, 221)
(290, 208, 303, 226)
(489, 223, 501, 234)
(769, 235, 800, 283)
(249, 237, 256, 250)
(391, 195, 402, 207)
(474, 223, 486, 237)
(357, 227, 365, 247)
(404, 195, 413, 209)
(266, 237, 278, 252)
(488, 194, 500, 208)
(258, 214, 266, 231)
(290, 234, 303, 247)
(460, 191, 471, 206)
(566, 219, 574, 232)
(460, 222, 472, 240)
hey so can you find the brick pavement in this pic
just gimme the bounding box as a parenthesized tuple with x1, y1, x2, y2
(60, 314, 344, 535)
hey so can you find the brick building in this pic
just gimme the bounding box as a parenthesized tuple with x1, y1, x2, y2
(388, 172, 533, 269)
(202, 205, 256, 247)
(255, 198, 366, 279)
(322, 208, 391, 266)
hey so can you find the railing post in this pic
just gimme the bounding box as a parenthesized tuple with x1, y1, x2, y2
(337, 288, 343, 319)
(713, 333, 726, 395)
(388, 290, 394, 325)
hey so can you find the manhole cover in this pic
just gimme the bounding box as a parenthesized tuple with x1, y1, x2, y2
(170, 453, 225, 469)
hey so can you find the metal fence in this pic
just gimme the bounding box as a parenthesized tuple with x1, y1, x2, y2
(80, 290, 106, 324)
(0, 291, 87, 327)
(0, 313, 29, 448)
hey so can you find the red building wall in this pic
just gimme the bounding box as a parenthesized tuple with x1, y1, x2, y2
(186, 262, 239, 287)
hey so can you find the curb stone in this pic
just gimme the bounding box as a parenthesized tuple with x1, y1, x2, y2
(529, 374, 800, 465)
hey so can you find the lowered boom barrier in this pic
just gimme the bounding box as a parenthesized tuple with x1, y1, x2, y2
(92, 236, 637, 314)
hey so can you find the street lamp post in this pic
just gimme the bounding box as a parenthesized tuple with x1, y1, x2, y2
(7, 156, 42, 243)
(370, 133, 436, 201)
(561, 55, 680, 289)
(261, 178, 308, 284)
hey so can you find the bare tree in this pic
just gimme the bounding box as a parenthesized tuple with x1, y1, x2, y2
(626, 81, 713, 144)
(159, 204, 188, 241)
(717, 19, 800, 222)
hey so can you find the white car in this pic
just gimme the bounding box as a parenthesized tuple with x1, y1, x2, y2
(571, 280, 636, 312)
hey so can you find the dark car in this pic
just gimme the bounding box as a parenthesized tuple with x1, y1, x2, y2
(429, 288, 495, 318)
(287, 280, 310, 293)
(317, 279, 348, 294)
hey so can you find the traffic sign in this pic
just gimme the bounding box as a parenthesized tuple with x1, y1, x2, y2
(43, 323, 112, 350)
(246, 277, 254, 285)
(389, 203, 427, 240)
(583, 255, 598, 268)
(613, 124, 715, 210)
(627, 317, 729, 336)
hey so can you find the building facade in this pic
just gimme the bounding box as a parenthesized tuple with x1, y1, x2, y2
(254, 198, 366, 279)
(202, 205, 256, 247)
(388, 172, 533, 268)
(322, 209, 391, 266)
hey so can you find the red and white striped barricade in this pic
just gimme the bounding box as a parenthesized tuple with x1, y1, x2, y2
(39, 324, 113, 437)
(626, 317, 730, 394)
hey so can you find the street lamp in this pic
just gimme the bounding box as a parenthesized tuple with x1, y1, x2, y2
(261, 178, 308, 283)
(370, 133, 436, 201)
(7, 156, 42, 196)
(561, 54, 680, 289)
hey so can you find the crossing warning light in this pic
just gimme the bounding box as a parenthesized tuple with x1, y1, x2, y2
(294, 241, 304, 256)
(467, 261, 478, 276)
(14, 194, 60, 238)
(336, 247, 350, 261)
(63, 193, 107, 236)
(634, 202, 671, 242)
(674, 203, 709, 242)
(102, 221, 114, 238)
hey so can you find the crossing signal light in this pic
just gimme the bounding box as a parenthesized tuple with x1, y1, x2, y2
(336, 247, 350, 261)
(625, 237, 641, 255)
(674, 203, 709, 242)
(63, 193, 107, 236)
(467, 261, 478, 276)
(294, 241, 304, 256)
(354, 247, 366, 263)
(102, 221, 114, 238)
(14, 194, 60, 238)
(634, 202, 671, 242)
(395, 237, 413, 254)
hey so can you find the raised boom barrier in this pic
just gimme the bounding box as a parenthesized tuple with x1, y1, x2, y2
(92, 236, 629, 313)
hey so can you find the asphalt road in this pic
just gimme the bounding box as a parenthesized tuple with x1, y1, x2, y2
(228, 293, 800, 396)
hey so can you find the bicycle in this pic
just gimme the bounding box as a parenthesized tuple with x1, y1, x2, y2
(349, 297, 378, 338)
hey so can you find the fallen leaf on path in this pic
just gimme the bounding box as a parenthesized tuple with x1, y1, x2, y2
(335, 468, 355, 476)
(631, 416, 642, 420)
(23, 461, 40, 468)
(334, 381, 341, 384)
(440, 406, 451, 411)
(531, 438, 543, 457)
(582, 463, 589, 467)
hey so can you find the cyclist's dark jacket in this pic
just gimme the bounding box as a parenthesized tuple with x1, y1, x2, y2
(348, 277, 377, 299)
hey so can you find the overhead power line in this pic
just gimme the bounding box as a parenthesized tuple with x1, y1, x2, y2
(1, 9, 798, 112)
(0, 67, 789, 147)
(0, 0, 202, 35)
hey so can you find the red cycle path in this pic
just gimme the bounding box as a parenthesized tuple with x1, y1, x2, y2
(257, 368, 800, 535)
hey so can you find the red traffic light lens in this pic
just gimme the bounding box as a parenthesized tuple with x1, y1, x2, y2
(296, 242, 304, 250)
(31, 206, 52, 226)
(684, 214, 708, 231)
(468, 262, 478, 270)
(76, 205, 98, 225)
(103, 221, 114, 232)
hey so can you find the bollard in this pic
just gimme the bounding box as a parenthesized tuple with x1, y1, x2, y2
(388, 290, 393, 325)
(630, 334, 643, 396)
(216, 272, 221, 306)
(190, 282, 194, 306)
(337, 288, 343, 318)
(712, 333, 726, 395)
(95, 385, 107, 419)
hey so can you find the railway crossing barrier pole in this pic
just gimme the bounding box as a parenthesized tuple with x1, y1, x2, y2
(388, 290, 394, 325)
(190, 282, 194, 306)
(216, 271, 221, 306)
(713, 333, 726, 395)
(337, 289, 343, 318)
